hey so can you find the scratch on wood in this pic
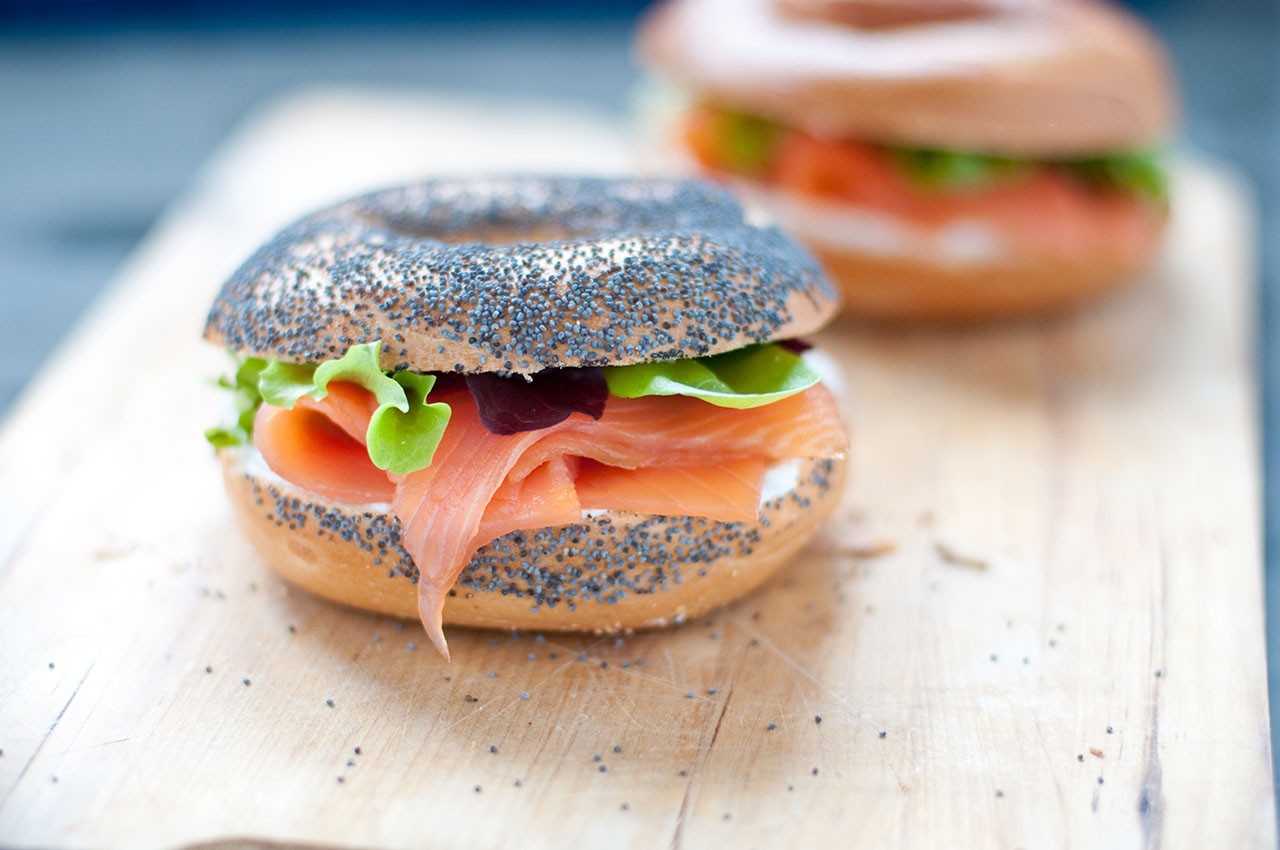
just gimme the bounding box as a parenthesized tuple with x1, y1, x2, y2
(0, 663, 94, 808)
(62, 737, 133, 755)
(1138, 544, 1169, 849)
(730, 614, 858, 714)
(669, 686, 732, 850)
(1138, 700, 1165, 849)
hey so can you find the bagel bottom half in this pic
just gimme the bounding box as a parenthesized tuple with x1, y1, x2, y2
(220, 447, 847, 633)
(807, 240, 1158, 323)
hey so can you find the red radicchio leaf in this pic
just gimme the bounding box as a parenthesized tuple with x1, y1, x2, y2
(777, 338, 812, 354)
(465, 367, 608, 435)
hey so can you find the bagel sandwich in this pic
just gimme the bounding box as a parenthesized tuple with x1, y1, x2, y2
(204, 176, 849, 658)
(638, 0, 1178, 321)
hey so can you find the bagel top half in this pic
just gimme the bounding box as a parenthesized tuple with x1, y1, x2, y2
(204, 176, 839, 374)
(639, 0, 1176, 156)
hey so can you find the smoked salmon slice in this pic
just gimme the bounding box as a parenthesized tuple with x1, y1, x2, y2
(685, 106, 1162, 263)
(253, 380, 847, 658)
(576, 457, 765, 524)
(254, 402, 395, 505)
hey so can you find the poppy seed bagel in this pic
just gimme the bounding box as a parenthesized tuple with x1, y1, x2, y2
(204, 176, 841, 375)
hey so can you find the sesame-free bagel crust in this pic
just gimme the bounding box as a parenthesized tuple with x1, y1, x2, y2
(204, 177, 839, 375)
(220, 447, 847, 632)
(640, 0, 1175, 156)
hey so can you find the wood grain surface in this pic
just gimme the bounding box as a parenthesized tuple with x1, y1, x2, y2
(0, 89, 1273, 850)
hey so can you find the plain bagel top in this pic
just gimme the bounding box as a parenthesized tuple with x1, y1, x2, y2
(204, 177, 839, 375)
(639, 0, 1176, 156)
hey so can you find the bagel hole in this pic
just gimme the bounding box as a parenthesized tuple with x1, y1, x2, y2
(776, 0, 1007, 29)
(366, 211, 576, 246)
(432, 227, 577, 246)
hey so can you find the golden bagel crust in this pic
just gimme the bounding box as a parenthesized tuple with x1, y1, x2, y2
(777, 0, 1028, 30)
(220, 448, 847, 632)
(639, 0, 1175, 156)
(805, 237, 1159, 322)
(203, 177, 839, 376)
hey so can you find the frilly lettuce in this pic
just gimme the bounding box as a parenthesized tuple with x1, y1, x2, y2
(706, 107, 1168, 201)
(203, 355, 266, 448)
(208, 342, 820, 471)
(894, 147, 1168, 200)
(604, 344, 820, 409)
(257, 342, 452, 475)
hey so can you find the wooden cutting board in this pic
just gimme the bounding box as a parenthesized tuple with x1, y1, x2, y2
(0, 89, 1273, 850)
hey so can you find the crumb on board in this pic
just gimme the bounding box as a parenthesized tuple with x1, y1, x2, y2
(934, 542, 989, 570)
(835, 539, 898, 560)
(1090, 747, 1104, 758)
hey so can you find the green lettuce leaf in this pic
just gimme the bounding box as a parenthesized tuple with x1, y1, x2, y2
(604, 344, 820, 409)
(259, 342, 407, 410)
(255, 342, 451, 475)
(894, 145, 1168, 201)
(1066, 150, 1168, 202)
(368, 372, 452, 475)
(717, 111, 785, 175)
(893, 147, 1025, 191)
(204, 354, 267, 447)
